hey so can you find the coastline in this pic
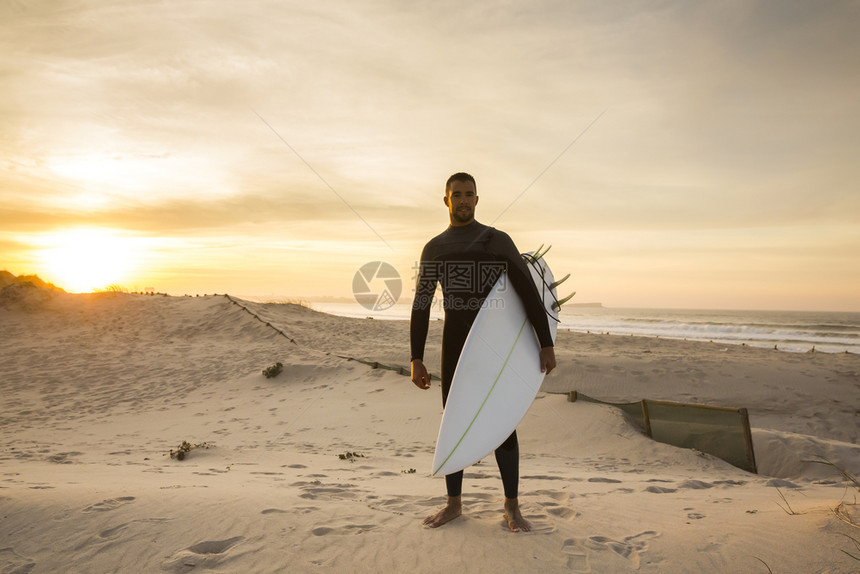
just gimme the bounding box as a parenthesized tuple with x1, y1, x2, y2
(287, 300, 860, 355)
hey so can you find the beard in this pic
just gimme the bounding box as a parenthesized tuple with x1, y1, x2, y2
(452, 207, 473, 224)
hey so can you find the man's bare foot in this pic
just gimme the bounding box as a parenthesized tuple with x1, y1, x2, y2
(422, 496, 462, 528)
(504, 497, 531, 532)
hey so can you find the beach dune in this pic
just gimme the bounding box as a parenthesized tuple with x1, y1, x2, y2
(1, 288, 858, 573)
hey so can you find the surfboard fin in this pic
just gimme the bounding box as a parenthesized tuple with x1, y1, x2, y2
(534, 244, 552, 261)
(523, 244, 552, 265)
(523, 245, 543, 264)
(549, 273, 570, 291)
(551, 291, 576, 312)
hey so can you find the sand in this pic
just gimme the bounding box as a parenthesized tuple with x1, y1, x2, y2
(1, 286, 858, 573)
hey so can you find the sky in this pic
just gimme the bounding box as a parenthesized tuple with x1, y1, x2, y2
(2, 0, 859, 311)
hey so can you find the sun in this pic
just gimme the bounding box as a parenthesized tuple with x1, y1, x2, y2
(38, 228, 141, 293)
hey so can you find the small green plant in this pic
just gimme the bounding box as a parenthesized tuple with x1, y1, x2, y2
(774, 487, 801, 516)
(834, 501, 859, 528)
(806, 457, 860, 491)
(751, 556, 773, 573)
(805, 457, 859, 528)
(169, 441, 211, 460)
(401, 468, 416, 474)
(839, 533, 860, 561)
(263, 362, 283, 378)
(96, 284, 129, 294)
(782, 457, 859, 564)
(338, 451, 365, 462)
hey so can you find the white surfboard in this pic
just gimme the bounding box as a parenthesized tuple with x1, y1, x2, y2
(431, 250, 561, 477)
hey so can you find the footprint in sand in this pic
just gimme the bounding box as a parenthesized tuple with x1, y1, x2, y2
(562, 538, 589, 572)
(82, 496, 136, 512)
(534, 489, 573, 502)
(565, 531, 660, 570)
(46, 451, 82, 464)
(311, 524, 377, 536)
(713, 479, 746, 487)
(535, 490, 579, 520)
(162, 536, 245, 572)
(366, 494, 432, 517)
(546, 506, 579, 520)
(532, 490, 579, 521)
(0, 547, 35, 574)
(187, 537, 244, 555)
(98, 518, 170, 540)
(766, 478, 800, 489)
(644, 485, 677, 494)
(98, 523, 129, 540)
(678, 479, 715, 490)
(292, 480, 362, 501)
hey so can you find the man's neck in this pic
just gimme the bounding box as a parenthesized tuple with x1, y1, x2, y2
(449, 218, 477, 228)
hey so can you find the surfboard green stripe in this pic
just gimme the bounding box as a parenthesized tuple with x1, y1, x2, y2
(433, 316, 530, 476)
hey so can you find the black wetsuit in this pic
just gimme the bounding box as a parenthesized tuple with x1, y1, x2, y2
(410, 220, 554, 499)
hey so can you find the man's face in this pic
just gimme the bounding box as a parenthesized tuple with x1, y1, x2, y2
(444, 180, 478, 226)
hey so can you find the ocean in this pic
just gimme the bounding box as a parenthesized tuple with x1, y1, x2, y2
(296, 301, 860, 355)
(557, 306, 860, 354)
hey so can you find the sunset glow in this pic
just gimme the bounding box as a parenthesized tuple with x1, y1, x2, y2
(2, 1, 858, 310)
(37, 229, 141, 293)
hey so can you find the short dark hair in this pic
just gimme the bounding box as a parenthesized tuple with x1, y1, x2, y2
(445, 172, 476, 194)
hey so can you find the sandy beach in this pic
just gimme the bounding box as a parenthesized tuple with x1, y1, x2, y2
(2, 286, 858, 573)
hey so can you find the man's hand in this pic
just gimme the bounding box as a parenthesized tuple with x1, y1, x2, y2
(411, 359, 431, 389)
(540, 346, 556, 375)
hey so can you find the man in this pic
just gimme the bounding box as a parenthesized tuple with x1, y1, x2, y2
(410, 172, 556, 532)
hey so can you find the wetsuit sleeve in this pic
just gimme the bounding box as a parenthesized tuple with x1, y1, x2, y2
(493, 232, 554, 348)
(409, 243, 437, 362)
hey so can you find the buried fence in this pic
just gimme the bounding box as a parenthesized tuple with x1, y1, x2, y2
(568, 391, 757, 474)
(332, 355, 441, 382)
(223, 293, 755, 472)
(224, 294, 441, 381)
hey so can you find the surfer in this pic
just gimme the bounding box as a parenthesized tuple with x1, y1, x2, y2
(410, 172, 556, 532)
